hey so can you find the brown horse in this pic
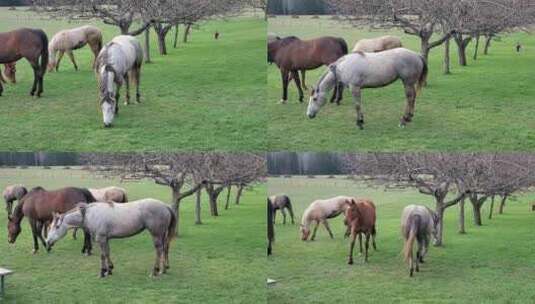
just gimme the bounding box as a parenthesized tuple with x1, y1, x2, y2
(0, 28, 48, 97)
(7, 186, 95, 255)
(344, 198, 377, 264)
(268, 36, 348, 104)
(268, 195, 295, 224)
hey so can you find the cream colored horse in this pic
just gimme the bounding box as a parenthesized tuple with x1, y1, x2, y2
(352, 35, 402, 53)
(300, 196, 352, 241)
(89, 186, 128, 203)
(48, 25, 103, 72)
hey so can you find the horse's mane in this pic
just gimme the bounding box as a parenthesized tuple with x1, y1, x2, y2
(279, 36, 300, 47)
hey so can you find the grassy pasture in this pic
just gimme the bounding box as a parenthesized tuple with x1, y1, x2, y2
(267, 16, 535, 151)
(0, 8, 266, 152)
(268, 176, 535, 304)
(0, 168, 265, 303)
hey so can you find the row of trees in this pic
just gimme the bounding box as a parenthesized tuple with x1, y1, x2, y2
(32, 0, 249, 59)
(327, 0, 535, 73)
(343, 153, 535, 246)
(83, 152, 266, 236)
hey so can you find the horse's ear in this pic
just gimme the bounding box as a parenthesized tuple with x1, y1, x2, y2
(350, 198, 357, 205)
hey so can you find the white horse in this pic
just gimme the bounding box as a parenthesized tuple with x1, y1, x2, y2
(307, 48, 427, 129)
(352, 35, 402, 53)
(46, 199, 176, 278)
(89, 186, 128, 203)
(95, 35, 143, 128)
(401, 204, 438, 277)
(300, 196, 352, 241)
(48, 25, 103, 72)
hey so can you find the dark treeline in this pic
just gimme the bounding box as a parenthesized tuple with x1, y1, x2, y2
(267, 0, 328, 15)
(0, 152, 81, 166)
(267, 152, 344, 175)
(0, 0, 31, 6)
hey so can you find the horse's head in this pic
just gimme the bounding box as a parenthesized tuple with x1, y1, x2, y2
(3, 63, 17, 84)
(99, 65, 120, 128)
(100, 94, 117, 128)
(300, 224, 310, 241)
(307, 65, 338, 119)
(7, 216, 21, 244)
(46, 212, 69, 249)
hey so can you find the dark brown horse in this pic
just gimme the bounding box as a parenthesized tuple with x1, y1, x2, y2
(269, 194, 295, 224)
(268, 36, 348, 104)
(7, 186, 95, 255)
(344, 198, 377, 264)
(267, 198, 274, 256)
(0, 28, 48, 97)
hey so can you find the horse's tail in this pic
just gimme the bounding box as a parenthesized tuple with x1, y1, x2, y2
(34, 29, 49, 76)
(267, 198, 274, 255)
(416, 55, 428, 96)
(166, 206, 177, 242)
(403, 214, 420, 263)
(285, 196, 295, 221)
(79, 188, 97, 203)
(338, 38, 349, 55)
(121, 191, 128, 203)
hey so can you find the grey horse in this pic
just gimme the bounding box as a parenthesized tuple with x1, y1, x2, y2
(46, 198, 176, 278)
(3, 184, 28, 217)
(307, 48, 428, 129)
(268, 195, 295, 224)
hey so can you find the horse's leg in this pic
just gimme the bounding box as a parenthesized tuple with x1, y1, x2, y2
(164, 234, 171, 270)
(72, 228, 78, 240)
(288, 206, 295, 224)
(151, 235, 164, 277)
(82, 229, 92, 256)
(280, 208, 287, 225)
(124, 73, 130, 106)
(291, 70, 304, 103)
(301, 70, 308, 90)
(329, 84, 337, 103)
(29, 219, 39, 254)
(0, 79, 3, 96)
(348, 228, 356, 264)
(272, 209, 277, 224)
(35, 221, 48, 252)
(56, 51, 65, 72)
(336, 83, 344, 105)
(66, 51, 78, 71)
(420, 238, 429, 263)
(322, 220, 334, 239)
(310, 220, 320, 241)
(29, 63, 38, 96)
(400, 83, 416, 127)
(364, 233, 370, 263)
(351, 85, 364, 130)
(98, 239, 109, 278)
(280, 69, 289, 104)
(372, 226, 377, 251)
(358, 232, 363, 255)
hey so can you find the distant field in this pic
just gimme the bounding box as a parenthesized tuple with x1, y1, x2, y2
(0, 8, 266, 152)
(267, 16, 535, 151)
(0, 168, 265, 303)
(268, 176, 535, 303)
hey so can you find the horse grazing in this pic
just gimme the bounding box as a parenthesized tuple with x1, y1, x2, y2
(344, 198, 377, 264)
(7, 187, 95, 255)
(300, 196, 352, 241)
(48, 25, 103, 72)
(0, 28, 48, 97)
(352, 35, 402, 53)
(95, 35, 143, 128)
(267, 198, 274, 256)
(268, 195, 295, 224)
(3, 184, 28, 217)
(46, 199, 176, 278)
(401, 205, 438, 277)
(89, 186, 128, 203)
(268, 36, 348, 104)
(307, 48, 428, 129)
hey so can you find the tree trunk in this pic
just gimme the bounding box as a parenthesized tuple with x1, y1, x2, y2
(153, 23, 171, 55)
(454, 36, 468, 66)
(224, 185, 232, 210)
(235, 184, 244, 205)
(488, 196, 495, 220)
(484, 35, 492, 55)
(443, 38, 451, 75)
(420, 37, 430, 63)
(183, 23, 192, 43)
(205, 185, 223, 216)
(171, 187, 181, 236)
(434, 203, 445, 246)
(144, 28, 151, 63)
(195, 188, 202, 225)
(458, 198, 465, 234)
(498, 195, 507, 214)
(473, 35, 480, 60)
(173, 24, 179, 48)
(472, 203, 482, 226)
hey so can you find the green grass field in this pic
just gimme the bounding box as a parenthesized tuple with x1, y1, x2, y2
(267, 16, 535, 151)
(0, 168, 265, 303)
(268, 176, 535, 303)
(0, 8, 266, 152)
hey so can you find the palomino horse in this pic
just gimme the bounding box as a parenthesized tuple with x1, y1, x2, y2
(401, 204, 438, 277)
(300, 195, 352, 241)
(268, 195, 295, 224)
(48, 25, 103, 72)
(0, 28, 48, 97)
(307, 48, 428, 129)
(7, 186, 95, 255)
(352, 35, 402, 53)
(46, 199, 176, 278)
(95, 35, 143, 128)
(268, 36, 348, 104)
(267, 198, 274, 256)
(3, 184, 27, 217)
(344, 198, 377, 264)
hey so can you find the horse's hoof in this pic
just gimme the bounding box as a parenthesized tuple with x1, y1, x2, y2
(399, 123, 406, 129)
(348, 260, 353, 265)
(32, 249, 38, 255)
(279, 99, 287, 104)
(124, 102, 129, 106)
